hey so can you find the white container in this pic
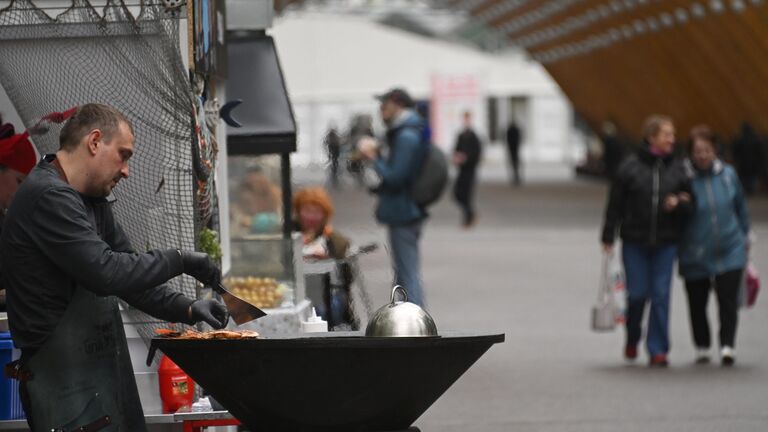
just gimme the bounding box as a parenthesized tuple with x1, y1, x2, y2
(300, 307, 328, 333)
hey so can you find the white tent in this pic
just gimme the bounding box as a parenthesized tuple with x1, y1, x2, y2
(269, 12, 580, 164)
(270, 13, 558, 100)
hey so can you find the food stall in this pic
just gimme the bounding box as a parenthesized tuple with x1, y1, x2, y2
(0, 2, 506, 431)
(0, 0, 252, 428)
(223, 30, 314, 334)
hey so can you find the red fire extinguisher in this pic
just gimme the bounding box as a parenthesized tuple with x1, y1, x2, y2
(157, 355, 195, 413)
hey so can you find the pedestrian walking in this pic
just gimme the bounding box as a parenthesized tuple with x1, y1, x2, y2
(679, 125, 750, 366)
(732, 122, 763, 195)
(346, 115, 374, 190)
(601, 121, 624, 180)
(324, 126, 342, 189)
(358, 88, 428, 306)
(506, 121, 522, 186)
(453, 111, 482, 228)
(601, 114, 693, 367)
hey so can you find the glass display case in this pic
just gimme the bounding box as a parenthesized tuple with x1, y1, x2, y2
(226, 154, 305, 310)
(225, 233, 306, 310)
(223, 33, 311, 332)
(228, 154, 284, 237)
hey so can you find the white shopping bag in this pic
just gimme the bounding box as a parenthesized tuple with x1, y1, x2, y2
(591, 252, 625, 332)
(606, 253, 626, 324)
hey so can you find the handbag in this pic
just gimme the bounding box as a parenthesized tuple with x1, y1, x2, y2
(592, 254, 619, 332)
(739, 261, 760, 308)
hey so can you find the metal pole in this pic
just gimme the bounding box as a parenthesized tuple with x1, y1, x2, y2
(281, 152, 292, 239)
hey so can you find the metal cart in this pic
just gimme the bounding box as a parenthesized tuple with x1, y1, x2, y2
(303, 243, 378, 330)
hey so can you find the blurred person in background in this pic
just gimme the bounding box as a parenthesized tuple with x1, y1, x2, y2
(417, 103, 432, 142)
(346, 114, 375, 189)
(358, 88, 428, 306)
(505, 120, 522, 186)
(0, 108, 79, 222)
(601, 121, 624, 180)
(293, 187, 356, 328)
(0, 116, 36, 312)
(601, 114, 693, 367)
(679, 125, 750, 366)
(324, 125, 342, 189)
(0, 108, 76, 311)
(453, 111, 482, 228)
(0, 120, 36, 225)
(732, 122, 763, 195)
(231, 168, 282, 235)
(293, 186, 350, 260)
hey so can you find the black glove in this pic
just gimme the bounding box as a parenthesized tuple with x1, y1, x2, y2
(189, 299, 229, 329)
(179, 250, 221, 287)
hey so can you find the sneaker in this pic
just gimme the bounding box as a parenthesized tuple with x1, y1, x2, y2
(649, 353, 669, 367)
(721, 346, 736, 366)
(624, 345, 638, 361)
(695, 348, 710, 364)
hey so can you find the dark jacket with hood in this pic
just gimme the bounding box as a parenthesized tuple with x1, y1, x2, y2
(601, 145, 693, 246)
(0, 155, 195, 351)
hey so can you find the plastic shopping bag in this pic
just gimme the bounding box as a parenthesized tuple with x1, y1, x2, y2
(739, 262, 760, 308)
(607, 254, 626, 324)
(592, 253, 624, 332)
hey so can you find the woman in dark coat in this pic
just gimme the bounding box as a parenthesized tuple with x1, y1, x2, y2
(601, 115, 693, 367)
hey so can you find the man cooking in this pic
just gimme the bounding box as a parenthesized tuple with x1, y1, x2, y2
(0, 103, 228, 431)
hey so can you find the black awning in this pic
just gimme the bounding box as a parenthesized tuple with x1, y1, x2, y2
(226, 34, 296, 156)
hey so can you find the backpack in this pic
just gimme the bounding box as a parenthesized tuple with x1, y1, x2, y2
(410, 139, 449, 207)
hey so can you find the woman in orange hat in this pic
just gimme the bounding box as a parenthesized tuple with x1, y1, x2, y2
(293, 187, 349, 260)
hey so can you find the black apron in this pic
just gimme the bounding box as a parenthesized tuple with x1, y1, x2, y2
(22, 198, 146, 432)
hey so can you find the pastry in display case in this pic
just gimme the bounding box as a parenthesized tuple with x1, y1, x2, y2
(226, 233, 305, 310)
(223, 276, 283, 309)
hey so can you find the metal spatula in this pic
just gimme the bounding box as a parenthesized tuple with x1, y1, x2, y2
(215, 282, 267, 326)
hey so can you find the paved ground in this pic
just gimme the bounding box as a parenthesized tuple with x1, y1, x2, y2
(295, 161, 768, 432)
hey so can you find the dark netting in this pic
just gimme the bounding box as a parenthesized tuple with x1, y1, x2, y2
(0, 0, 218, 347)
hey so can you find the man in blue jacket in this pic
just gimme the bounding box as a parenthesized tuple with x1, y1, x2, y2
(359, 88, 428, 306)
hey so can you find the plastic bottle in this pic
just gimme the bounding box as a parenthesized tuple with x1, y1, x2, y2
(191, 396, 212, 413)
(158, 355, 195, 413)
(301, 307, 328, 333)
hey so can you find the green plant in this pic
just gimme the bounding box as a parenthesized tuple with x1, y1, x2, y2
(199, 228, 223, 263)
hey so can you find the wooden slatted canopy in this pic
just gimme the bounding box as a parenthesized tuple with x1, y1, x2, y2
(441, 0, 768, 142)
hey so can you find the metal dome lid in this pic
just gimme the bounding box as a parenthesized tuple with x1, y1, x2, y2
(365, 286, 438, 337)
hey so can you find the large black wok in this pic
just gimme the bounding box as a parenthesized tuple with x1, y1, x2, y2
(150, 332, 504, 432)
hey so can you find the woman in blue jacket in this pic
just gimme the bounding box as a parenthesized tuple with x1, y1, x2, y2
(679, 125, 751, 366)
